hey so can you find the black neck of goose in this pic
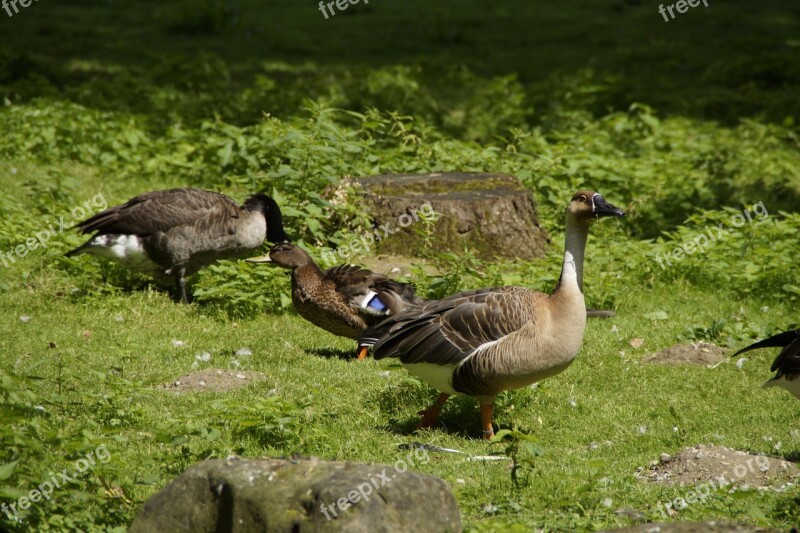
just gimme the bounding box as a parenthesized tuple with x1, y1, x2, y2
(244, 194, 289, 243)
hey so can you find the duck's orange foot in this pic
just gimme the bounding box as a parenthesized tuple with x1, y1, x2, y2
(356, 346, 369, 361)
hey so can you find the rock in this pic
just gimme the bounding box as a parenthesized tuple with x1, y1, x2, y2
(602, 522, 778, 532)
(354, 172, 550, 260)
(129, 456, 462, 533)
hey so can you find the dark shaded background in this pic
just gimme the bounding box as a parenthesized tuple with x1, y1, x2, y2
(2, 0, 799, 129)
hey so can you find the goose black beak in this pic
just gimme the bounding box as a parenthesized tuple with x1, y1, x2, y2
(593, 195, 625, 218)
(245, 254, 272, 264)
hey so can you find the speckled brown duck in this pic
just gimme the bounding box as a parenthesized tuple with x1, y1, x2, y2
(247, 243, 423, 353)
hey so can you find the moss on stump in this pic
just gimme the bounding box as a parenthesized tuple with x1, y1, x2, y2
(354, 172, 550, 260)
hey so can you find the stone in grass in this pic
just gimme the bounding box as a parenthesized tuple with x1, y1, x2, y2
(353, 172, 550, 261)
(129, 456, 462, 533)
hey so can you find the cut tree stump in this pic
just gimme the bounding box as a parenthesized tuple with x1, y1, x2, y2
(353, 172, 550, 260)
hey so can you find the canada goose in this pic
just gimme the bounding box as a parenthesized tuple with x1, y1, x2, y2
(246, 243, 423, 347)
(357, 191, 624, 439)
(66, 188, 288, 303)
(732, 329, 800, 400)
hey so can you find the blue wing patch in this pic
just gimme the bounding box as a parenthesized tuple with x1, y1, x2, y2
(366, 294, 388, 312)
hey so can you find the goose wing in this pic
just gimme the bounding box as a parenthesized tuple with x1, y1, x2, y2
(75, 188, 240, 236)
(323, 265, 422, 315)
(770, 332, 800, 375)
(361, 286, 533, 366)
(733, 329, 800, 376)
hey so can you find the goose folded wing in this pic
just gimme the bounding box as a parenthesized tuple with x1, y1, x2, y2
(370, 288, 530, 367)
(772, 334, 800, 374)
(76, 189, 240, 235)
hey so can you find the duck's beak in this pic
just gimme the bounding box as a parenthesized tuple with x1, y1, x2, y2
(245, 254, 272, 264)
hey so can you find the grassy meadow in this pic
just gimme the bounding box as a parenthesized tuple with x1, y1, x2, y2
(1, 0, 800, 531)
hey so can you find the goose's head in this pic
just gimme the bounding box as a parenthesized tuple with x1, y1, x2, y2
(246, 243, 312, 269)
(567, 190, 625, 223)
(244, 193, 290, 243)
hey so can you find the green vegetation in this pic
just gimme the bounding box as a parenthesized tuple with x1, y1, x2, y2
(1, 0, 799, 530)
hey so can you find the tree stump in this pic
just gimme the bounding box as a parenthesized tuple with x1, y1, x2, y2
(354, 172, 550, 260)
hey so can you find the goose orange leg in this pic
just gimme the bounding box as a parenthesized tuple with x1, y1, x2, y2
(356, 346, 369, 361)
(480, 403, 495, 440)
(417, 393, 450, 429)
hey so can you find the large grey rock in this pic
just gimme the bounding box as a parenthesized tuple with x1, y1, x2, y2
(354, 172, 550, 260)
(129, 456, 462, 533)
(602, 522, 777, 532)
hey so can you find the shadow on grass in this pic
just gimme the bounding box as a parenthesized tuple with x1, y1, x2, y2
(377, 396, 494, 440)
(304, 347, 358, 361)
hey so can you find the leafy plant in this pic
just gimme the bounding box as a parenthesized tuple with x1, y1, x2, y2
(489, 428, 544, 490)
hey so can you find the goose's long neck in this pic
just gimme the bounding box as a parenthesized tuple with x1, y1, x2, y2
(556, 218, 589, 293)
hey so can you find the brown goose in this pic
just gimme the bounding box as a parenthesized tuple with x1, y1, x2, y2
(247, 243, 423, 351)
(357, 191, 624, 439)
(66, 188, 288, 303)
(732, 329, 800, 400)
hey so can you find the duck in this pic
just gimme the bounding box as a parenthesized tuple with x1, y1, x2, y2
(732, 328, 800, 400)
(357, 190, 625, 439)
(66, 188, 288, 303)
(247, 242, 423, 353)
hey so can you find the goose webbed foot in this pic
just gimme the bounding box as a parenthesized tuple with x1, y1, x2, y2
(417, 393, 450, 429)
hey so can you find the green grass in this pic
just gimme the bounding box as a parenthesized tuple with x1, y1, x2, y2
(1, 218, 799, 530)
(1, 0, 800, 530)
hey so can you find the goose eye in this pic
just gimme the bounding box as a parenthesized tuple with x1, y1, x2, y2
(579, 195, 587, 203)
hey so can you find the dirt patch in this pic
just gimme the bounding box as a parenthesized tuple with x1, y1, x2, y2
(638, 444, 799, 490)
(643, 342, 726, 366)
(160, 369, 266, 394)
